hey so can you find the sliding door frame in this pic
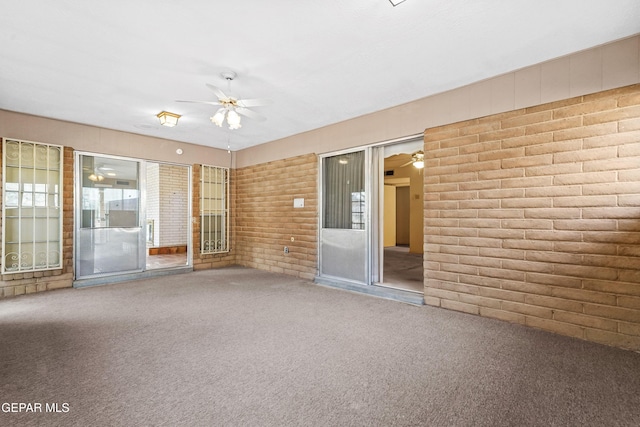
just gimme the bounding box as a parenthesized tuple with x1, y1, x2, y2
(74, 152, 146, 280)
(73, 152, 194, 284)
(317, 134, 422, 288)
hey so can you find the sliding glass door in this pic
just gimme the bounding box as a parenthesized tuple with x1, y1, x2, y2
(319, 149, 371, 284)
(75, 154, 145, 279)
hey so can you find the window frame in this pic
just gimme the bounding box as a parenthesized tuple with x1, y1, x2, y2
(200, 164, 229, 254)
(2, 138, 64, 273)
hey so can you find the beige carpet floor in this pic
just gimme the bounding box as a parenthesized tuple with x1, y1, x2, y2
(2, 266, 640, 426)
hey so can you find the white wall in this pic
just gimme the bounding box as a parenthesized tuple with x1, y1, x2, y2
(146, 163, 189, 248)
(158, 164, 189, 246)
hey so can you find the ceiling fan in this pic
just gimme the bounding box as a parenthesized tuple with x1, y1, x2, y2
(400, 151, 425, 169)
(177, 71, 271, 130)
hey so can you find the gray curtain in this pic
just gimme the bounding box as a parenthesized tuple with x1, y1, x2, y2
(323, 151, 364, 229)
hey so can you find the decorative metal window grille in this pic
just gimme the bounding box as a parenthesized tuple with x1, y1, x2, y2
(200, 165, 229, 254)
(350, 191, 366, 230)
(2, 139, 63, 273)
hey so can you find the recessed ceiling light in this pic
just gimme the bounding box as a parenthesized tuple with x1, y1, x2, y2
(389, 0, 407, 6)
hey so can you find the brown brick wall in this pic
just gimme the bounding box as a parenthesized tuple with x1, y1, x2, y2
(0, 145, 74, 297)
(235, 154, 318, 280)
(424, 84, 640, 351)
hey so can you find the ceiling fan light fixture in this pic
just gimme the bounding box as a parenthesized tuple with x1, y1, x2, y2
(177, 71, 270, 131)
(226, 110, 242, 129)
(211, 108, 226, 127)
(412, 151, 424, 169)
(88, 173, 105, 182)
(157, 110, 181, 127)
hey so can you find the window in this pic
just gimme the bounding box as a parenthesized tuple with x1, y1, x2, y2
(323, 151, 365, 230)
(2, 139, 63, 273)
(200, 165, 229, 254)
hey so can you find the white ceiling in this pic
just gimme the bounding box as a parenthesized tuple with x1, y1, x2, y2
(1, 1, 639, 151)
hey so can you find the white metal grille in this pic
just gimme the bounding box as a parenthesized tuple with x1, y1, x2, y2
(200, 165, 229, 254)
(2, 138, 63, 273)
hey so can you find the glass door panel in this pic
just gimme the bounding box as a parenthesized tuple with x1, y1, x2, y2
(75, 155, 144, 279)
(319, 150, 370, 284)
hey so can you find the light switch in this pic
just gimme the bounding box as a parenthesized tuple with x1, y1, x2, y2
(293, 198, 304, 208)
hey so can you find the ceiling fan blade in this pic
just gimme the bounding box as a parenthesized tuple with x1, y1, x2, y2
(236, 107, 266, 121)
(205, 83, 228, 100)
(398, 152, 423, 168)
(237, 98, 273, 108)
(175, 100, 221, 106)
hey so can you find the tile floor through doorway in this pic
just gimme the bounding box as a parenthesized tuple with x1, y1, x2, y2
(146, 253, 188, 270)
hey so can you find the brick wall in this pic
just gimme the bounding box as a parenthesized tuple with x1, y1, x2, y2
(424, 84, 640, 351)
(235, 154, 318, 280)
(158, 164, 189, 246)
(0, 146, 74, 297)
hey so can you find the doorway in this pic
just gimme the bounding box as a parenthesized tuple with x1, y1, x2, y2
(145, 162, 190, 270)
(378, 139, 424, 293)
(317, 138, 424, 297)
(74, 153, 191, 283)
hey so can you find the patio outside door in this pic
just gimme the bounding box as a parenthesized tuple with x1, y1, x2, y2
(319, 149, 373, 284)
(75, 154, 144, 279)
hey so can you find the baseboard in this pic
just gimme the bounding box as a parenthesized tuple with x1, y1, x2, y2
(314, 275, 424, 306)
(73, 266, 193, 288)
